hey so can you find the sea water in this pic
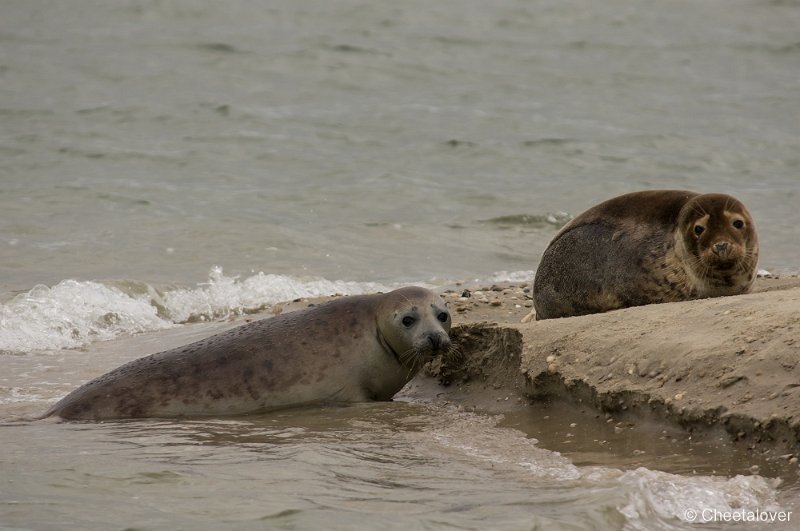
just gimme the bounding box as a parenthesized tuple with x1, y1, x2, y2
(2, 0, 799, 528)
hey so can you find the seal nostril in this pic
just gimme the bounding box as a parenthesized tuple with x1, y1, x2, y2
(714, 242, 729, 254)
(428, 334, 440, 350)
(428, 334, 451, 351)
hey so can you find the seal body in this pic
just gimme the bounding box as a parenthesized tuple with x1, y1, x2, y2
(533, 190, 758, 319)
(43, 286, 451, 420)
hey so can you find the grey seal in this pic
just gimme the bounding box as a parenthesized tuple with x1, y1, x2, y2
(42, 286, 451, 420)
(533, 190, 759, 319)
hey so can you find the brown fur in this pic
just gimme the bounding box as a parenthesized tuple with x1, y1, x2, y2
(533, 190, 758, 319)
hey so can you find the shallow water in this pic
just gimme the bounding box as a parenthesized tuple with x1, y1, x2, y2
(1, 400, 795, 530)
(2, 0, 800, 528)
(2, 312, 798, 530)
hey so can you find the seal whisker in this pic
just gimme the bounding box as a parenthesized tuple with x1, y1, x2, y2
(691, 202, 709, 218)
(398, 346, 422, 369)
(444, 343, 465, 364)
(736, 249, 757, 275)
(397, 346, 425, 379)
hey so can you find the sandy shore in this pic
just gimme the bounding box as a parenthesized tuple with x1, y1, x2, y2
(397, 276, 800, 460)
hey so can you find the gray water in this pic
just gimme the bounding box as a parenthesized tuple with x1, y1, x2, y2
(2, 0, 800, 528)
(0, 315, 794, 530)
(2, 0, 799, 293)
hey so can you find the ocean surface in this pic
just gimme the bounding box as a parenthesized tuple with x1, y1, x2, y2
(2, 0, 799, 529)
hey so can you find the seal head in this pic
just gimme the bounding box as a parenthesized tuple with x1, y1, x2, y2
(675, 193, 758, 295)
(376, 286, 452, 373)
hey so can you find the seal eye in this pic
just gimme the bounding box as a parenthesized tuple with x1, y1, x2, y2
(693, 225, 705, 236)
(401, 316, 415, 327)
(437, 312, 449, 323)
(732, 219, 744, 229)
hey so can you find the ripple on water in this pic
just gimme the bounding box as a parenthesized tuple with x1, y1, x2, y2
(0, 402, 793, 529)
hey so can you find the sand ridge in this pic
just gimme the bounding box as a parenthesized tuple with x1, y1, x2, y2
(408, 277, 800, 456)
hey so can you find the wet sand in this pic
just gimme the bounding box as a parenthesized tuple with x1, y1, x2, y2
(393, 276, 800, 481)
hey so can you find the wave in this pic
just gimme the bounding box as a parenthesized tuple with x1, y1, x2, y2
(615, 467, 782, 530)
(479, 212, 572, 228)
(0, 266, 391, 354)
(0, 279, 171, 354)
(486, 270, 534, 283)
(158, 266, 390, 323)
(0, 266, 539, 354)
(426, 405, 784, 530)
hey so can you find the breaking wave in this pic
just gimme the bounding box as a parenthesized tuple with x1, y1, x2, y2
(0, 266, 391, 354)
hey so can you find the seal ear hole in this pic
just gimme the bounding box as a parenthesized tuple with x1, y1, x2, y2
(732, 219, 745, 229)
(693, 224, 705, 236)
(401, 316, 416, 328)
(437, 312, 449, 323)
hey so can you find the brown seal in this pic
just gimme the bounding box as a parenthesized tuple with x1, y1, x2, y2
(42, 286, 451, 420)
(533, 190, 759, 319)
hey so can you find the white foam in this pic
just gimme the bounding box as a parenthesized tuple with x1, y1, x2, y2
(0, 267, 393, 354)
(486, 270, 534, 283)
(161, 266, 391, 323)
(0, 280, 171, 353)
(425, 406, 581, 480)
(421, 406, 784, 528)
(0, 386, 47, 404)
(616, 467, 782, 529)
